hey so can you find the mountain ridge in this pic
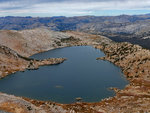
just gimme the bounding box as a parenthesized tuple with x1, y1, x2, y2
(1, 14, 150, 48)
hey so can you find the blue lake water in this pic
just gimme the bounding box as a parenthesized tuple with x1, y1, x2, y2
(0, 46, 128, 103)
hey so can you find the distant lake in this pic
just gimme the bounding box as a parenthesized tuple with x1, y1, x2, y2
(0, 46, 128, 104)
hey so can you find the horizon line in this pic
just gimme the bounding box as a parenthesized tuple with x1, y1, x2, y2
(0, 13, 149, 18)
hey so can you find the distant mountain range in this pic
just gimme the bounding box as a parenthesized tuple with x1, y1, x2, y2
(1, 14, 150, 49)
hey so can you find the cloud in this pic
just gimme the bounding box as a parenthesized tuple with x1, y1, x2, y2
(0, 0, 150, 16)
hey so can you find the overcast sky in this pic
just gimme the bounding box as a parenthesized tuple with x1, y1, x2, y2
(0, 0, 150, 17)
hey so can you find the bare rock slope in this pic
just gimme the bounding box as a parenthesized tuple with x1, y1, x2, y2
(0, 28, 69, 57)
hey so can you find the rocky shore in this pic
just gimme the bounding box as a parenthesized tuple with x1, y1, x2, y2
(0, 45, 66, 78)
(93, 41, 150, 112)
(0, 28, 150, 112)
(27, 58, 66, 70)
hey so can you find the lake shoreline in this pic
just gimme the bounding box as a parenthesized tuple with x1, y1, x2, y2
(0, 46, 127, 104)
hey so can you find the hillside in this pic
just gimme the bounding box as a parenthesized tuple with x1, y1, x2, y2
(0, 28, 97, 57)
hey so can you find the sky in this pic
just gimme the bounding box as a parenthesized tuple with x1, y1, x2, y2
(0, 0, 150, 17)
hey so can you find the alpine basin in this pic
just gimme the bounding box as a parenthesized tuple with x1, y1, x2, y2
(0, 46, 128, 103)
